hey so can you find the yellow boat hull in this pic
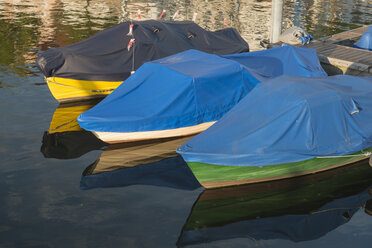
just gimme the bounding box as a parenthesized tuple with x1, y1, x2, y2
(46, 77, 123, 102)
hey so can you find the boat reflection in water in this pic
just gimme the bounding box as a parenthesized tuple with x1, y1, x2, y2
(41, 99, 107, 159)
(178, 161, 372, 246)
(80, 136, 201, 190)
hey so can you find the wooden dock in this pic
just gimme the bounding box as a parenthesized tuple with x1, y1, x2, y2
(302, 26, 372, 76)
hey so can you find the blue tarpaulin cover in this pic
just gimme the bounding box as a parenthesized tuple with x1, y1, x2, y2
(78, 46, 326, 133)
(177, 75, 372, 167)
(223, 44, 325, 79)
(353, 26, 372, 51)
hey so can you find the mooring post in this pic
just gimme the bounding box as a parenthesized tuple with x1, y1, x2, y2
(270, 0, 284, 43)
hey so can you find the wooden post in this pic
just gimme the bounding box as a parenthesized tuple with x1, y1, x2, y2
(270, 0, 283, 43)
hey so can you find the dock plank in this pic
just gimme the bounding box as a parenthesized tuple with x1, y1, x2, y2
(327, 26, 369, 41)
(294, 26, 371, 75)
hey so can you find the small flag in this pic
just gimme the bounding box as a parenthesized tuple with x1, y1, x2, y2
(127, 24, 134, 36)
(127, 38, 135, 51)
(172, 9, 180, 20)
(137, 9, 141, 19)
(158, 9, 166, 19)
(192, 12, 198, 22)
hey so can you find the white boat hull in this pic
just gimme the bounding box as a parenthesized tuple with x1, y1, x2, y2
(93, 121, 215, 144)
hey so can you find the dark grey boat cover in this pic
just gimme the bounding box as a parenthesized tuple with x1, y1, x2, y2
(36, 20, 249, 81)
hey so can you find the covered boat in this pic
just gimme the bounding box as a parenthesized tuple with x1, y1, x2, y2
(36, 20, 249, 102)
(77, 46, 327, 143)
(353, 25, 372, 51)
(177, 75, 372, 189)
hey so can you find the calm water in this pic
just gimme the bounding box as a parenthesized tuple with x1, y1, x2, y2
(1, 0, 372, 247)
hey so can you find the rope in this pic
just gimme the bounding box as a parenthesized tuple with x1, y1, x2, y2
(132, 34, 135, 73)
(130, 19, 135, 73)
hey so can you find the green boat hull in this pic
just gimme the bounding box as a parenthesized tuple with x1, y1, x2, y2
(186, 148, 372, 189)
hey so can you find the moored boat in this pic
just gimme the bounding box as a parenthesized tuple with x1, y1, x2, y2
(77, 46, 326, 144)
(353, 25, 372, 51)
(177, 75, 372, 189)
(36, 20, 249, 102)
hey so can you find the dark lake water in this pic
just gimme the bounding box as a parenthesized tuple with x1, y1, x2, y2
(1, 0, 372, 247)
